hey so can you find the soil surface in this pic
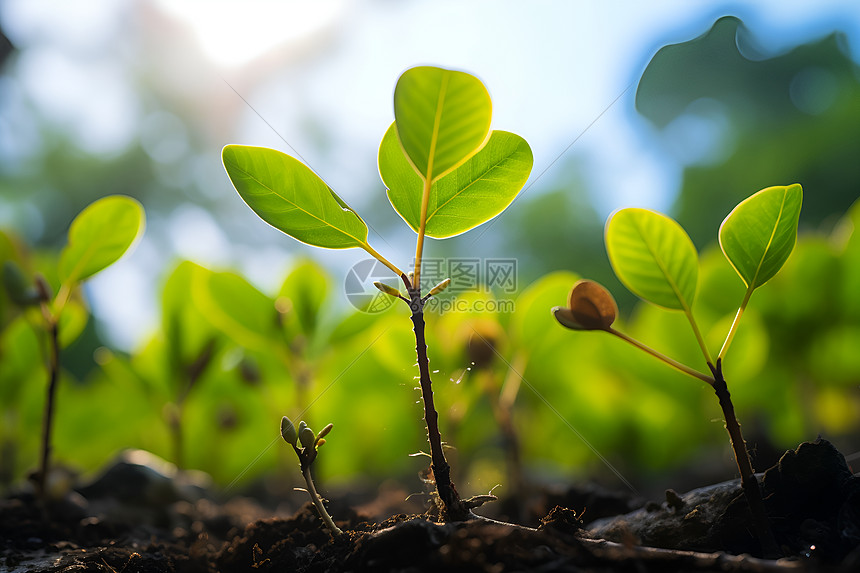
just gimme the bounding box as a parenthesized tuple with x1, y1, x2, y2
(2, 439, 858, 572)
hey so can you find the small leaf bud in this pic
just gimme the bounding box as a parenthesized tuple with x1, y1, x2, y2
(299, 425, 316, 450)
(373, 282, 402, 298)
(280, 416, 298, 446)
(428, 278, 451, 297)
(2, 261, 40, 306)
(317, 423, 334, 441)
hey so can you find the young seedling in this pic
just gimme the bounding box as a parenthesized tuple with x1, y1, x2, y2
(223, 66, 533, 520)
(2, 196, 144, 501)
(279, 416, 342, 537)
(553, 184, 802, 557)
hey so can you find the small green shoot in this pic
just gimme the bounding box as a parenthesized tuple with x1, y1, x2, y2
(2, 196, 144, 501)
(280, 416, 342, 537)
(554, 184, 803, 557)
(224, 66, 532, 520)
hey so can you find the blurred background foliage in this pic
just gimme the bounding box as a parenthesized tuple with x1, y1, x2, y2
(1, 3, 859, 499)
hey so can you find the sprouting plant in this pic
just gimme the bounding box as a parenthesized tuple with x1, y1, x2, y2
(280, 416, 342, 537)
(1, 196, 144, 500)
(553, 184, 802, 557)
(223, 66, 533, 520)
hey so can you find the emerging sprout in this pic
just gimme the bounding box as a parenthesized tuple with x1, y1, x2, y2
(554, 185, 803, 558)
(280, 417, 343, 537)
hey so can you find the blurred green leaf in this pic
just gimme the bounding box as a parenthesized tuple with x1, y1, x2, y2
(380, 124, 532, 238)
(57, 297, 88, 348)
(222, 145, 368, 249)
(719, 184, 802, 290)
(58, 195, 144, 284)
(0, 317, 41, 405)
(511, 271, 579, 349)
(194, 268, 278, 352)
(393, 66, 492, 182)
(605, 208, 698, 311)
(162, 261, 216, 375)
(278, 259, 330, 336)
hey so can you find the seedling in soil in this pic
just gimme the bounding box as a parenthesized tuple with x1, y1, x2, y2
(280, 416, 342, 537)
(554, 184, 802, 557)
(223, 66, 532, 521)
(2, 196, 144, 501)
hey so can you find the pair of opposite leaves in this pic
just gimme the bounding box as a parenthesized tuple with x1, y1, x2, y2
(556, 183, 803, 330)
(222, 66, 533, 251)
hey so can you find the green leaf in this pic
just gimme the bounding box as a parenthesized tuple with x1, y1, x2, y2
(162, 261, 216, 371)
(511, 271, 579, 348)
(719, 184, 803, 290)
(58, 195, 145, 284)
(194, 267, 278, 352)
(393, 66, 492, 182)
(278, 259, 330, 336)
(606, 208, 698, 311)
(222, 145, 369, 249)
(379, 124, 532, 238)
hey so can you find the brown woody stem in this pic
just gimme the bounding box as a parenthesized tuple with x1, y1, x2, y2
(710, 359, 779, 558)
(36, 313, 59, 500)
(408, 289, 469, 521)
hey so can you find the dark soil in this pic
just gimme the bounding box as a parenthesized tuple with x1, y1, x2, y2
(2, 439, 858, 572)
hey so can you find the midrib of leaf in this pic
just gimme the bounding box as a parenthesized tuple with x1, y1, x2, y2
(414, 72, 450, 287)
(424, 72, 450, 183)
(632, 218, 691, 314)
(230, 161, 366, 246)
(746, 190, 789, 290)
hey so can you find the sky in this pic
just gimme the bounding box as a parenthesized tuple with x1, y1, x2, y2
(1, 0, 859, 349)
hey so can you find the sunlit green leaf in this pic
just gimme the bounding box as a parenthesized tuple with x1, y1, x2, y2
(719, 184, 802, 290)
(58, 195, 145, 284)
(606, 208, 698, 311)
(393, 66, 492, 182)
(222, 145, 369, 249)
(379, 124, 532, 238)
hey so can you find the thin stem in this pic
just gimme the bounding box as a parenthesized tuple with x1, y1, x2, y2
(36, 308, 60, 500)
(412, 177, 432, 288)
(362, 242, 405, 278)
(607, 328, 714, 385)
(718, 286, 754, 361)
(683, 308, 713, 367)
(710, 360, 779, 557)
(300, 463, 343, 536)
(408, 291, 468, 521)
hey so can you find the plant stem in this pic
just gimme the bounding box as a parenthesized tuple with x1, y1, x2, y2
(300, 463, 343, 536)
(362, 243, 405, 278)
(710, 360, 779, 558)
(718, 287, 753, 361)
(607, 328, 714, 384)
(36, 312, 59, 500)
(683, 308, 713, 366)
(408, 290, 468, 521)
